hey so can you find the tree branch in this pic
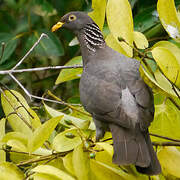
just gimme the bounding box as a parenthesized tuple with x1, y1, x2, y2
(0, 65, 83, 75)
(12, 33, 48, 70)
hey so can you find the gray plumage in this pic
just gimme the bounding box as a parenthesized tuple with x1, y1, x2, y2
(57, 11, 161, 175)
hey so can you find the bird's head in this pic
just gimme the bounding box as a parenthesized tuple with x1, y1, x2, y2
(52, 11, 94, 34)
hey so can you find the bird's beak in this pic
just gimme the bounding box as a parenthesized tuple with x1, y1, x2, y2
(51, 22, 64, 32)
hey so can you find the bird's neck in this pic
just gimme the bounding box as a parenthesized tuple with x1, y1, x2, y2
(77, 23, 106, 64)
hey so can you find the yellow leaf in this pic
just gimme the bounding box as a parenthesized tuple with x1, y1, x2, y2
(52, 128, 82, 152)
(63, 152, 75, 176)
(55, 56, 82, 85)
(158, 147, 180, 177)
(0, 118, 5, 141)
(28, 116, 63, 153)
(106, 0, 133, 56)
(1, 90, 32, 136)
(133, 31, 149, 49)
(153, 41, 180, 65)
(150, 98, 180, 140)
(105, 33, 131, 57)
(96, 142, 113, 156)
(88, 0, 106, 30)
(157, 0, 180, 40)
(32, 165, 75, 180)
(0, 162, 24, 180)
(72, 143, 91, 180)
(90, 160, 135, 180)
(152, 46, 180, 88)
(44, 104, 90, 129)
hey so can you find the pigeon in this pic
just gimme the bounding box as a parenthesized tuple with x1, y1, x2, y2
(52, 11, 161, 175)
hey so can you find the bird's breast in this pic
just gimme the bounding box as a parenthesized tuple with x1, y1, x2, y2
(79, 69, 121, 115)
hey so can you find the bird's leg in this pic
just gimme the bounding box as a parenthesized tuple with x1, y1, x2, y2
(93, 118, 106, 142)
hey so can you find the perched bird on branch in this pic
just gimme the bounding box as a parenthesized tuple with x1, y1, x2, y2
(52, 11, 161, 175)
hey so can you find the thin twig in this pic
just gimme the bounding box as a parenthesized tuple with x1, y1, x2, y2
(12, 33, 48, 70)
(16, 151, 70, 167)
(150, 133, 180, 142)
(0, 42, 5, 61)
(47, 90, 91, 116)
(9, 73, 32, 99)
(0, 65, 83, 74)
(152, 141, 180, 146)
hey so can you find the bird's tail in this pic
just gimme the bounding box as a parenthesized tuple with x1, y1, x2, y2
(109, 124, 161, 175)
(135, 131, 161, 175)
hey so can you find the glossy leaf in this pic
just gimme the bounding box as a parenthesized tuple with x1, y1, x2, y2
(33, 173, 60, 180)
(1, 90, 32, 136)
(28, 116, 63, 152)
(0, 118, 6, 162)
(63, 152, 75, 176)
(7, 139, 27, 152)
(133, 31, 149, 49)
(31, 165, 75, 180)
(158, 147, 180, 177)
(139, 65, 180, 98)
(150, 98, 180, 140)
(90, 160, 135, 180)
(55, 56, 82, 85)
(105, 33, 129, 57)
(152, 46, 180, 88)
(52, 128, 82, 152)
(88, 0, 106, 30)
(44, 104, 90, 129)
(157, 0, 180, 40)
(0, 118, 5, 141)
(0, 33, 18, 64)
(2, 132, 28, 147)
(0, 162, 24, 180)
(106, 0, 133, 56)
(72, 143, 90, 180)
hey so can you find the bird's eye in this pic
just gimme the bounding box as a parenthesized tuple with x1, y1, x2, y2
(69, 14, 76, 21)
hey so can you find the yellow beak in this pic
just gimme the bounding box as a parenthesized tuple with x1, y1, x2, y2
(51, 22, 64, 32)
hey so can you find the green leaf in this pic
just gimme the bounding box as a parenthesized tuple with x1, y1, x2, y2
(157, 0, 180, 40)
(0, 33, 18, 64)
(72, 143, 91, 180)
(52, 128, 82, 152)
(0, 162, 24, 180)
(134, 7, 159, 32)
(44, 104, 90, 129)
(152, 46, 180, 88)
(28, 116, 63, 153)
(106, 0, 133, 57)
(88, 0, 106, 30)
(150, 98, 180, 140)
(55, 56, 82, 85)
(158, 147, 180, 178)
(24, 30, 64, 57)
(1, 90, 32, 136)
(31, 165, 75, 180)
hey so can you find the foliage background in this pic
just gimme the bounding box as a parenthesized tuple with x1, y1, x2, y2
(0, 0, 180, 179)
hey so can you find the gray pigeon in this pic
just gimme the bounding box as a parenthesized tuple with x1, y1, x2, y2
(52, 11, 161, 175)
